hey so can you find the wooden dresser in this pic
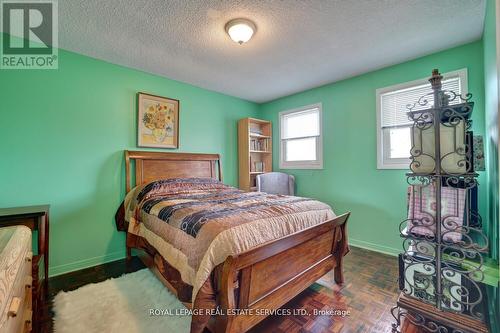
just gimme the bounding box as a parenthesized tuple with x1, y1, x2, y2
(0, 226, 33, 333)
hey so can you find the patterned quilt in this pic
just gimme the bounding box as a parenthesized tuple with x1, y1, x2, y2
(123, 178, 335, 304)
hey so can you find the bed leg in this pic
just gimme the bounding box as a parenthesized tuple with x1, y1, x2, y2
(215, 257, 236, 333)
(334, 257, 344, 284)
(126, 246, 132, 260)
(333, 221, 347, 285)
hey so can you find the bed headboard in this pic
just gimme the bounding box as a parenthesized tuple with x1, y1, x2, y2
(125, 150, 222, 192)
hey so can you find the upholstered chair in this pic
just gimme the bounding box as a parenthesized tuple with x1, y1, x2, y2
(256, 172, 295, 196)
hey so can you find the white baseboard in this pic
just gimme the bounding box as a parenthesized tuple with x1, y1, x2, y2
(49, 251, 125, 277)
(349, 238, 400, 257)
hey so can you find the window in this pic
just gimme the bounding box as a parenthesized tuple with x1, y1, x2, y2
(279, 103, 323, 169)
(376, 69, 467, 169)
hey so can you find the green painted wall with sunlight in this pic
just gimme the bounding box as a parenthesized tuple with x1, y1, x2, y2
(259, 41, 486, 256)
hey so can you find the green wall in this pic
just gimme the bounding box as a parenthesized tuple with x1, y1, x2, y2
(259, 41, 486, 255)
(0, 34, 491, 277)
(0, 44, 259, 276)
(482, 0, 500, 330)
(484, 0, 500, 262)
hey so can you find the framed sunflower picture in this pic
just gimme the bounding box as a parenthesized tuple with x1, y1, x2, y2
(137, 92, 179, 148)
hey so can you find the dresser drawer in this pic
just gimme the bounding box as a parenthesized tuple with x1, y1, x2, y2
(2, 251, 33, 333)
(0, 227, 33, 333)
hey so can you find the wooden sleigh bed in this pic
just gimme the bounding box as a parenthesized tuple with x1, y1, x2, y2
(121, 150, 350, 333)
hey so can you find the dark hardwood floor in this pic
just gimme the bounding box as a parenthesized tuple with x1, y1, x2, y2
(249, 247, 399, 333)
(39, 246, 399, 333)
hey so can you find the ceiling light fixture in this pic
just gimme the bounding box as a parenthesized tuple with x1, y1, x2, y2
(225, 18, 256, 45)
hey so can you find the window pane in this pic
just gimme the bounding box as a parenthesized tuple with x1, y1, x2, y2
(285, 137, 316, 161)
(283, 109, 319, 139)
(389, 127, 411, 158)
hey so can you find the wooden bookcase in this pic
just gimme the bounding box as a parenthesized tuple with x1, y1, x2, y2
(238, 118, 272, 191)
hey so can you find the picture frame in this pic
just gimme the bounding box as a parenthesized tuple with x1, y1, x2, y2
(137, 92, 179, 148)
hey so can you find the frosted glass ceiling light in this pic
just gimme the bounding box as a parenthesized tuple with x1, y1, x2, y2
(225, 18, 256, 45)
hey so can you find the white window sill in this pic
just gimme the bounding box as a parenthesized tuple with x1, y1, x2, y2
(377, 161, 410, 170)
(280, 163, 323, 170)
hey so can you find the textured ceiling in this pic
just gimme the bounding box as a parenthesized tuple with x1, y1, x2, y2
(56, 0, 485, 103)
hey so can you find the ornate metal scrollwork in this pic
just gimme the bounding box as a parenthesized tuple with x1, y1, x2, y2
(392, 306, 467, 333)
(393, 70, 487, 332)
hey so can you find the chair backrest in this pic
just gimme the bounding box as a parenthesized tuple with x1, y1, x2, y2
(256, 172, 295, 196)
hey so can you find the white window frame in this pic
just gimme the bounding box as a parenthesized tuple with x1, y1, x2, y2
(376, 68, 468, 169)
(279, 103, 323, 169)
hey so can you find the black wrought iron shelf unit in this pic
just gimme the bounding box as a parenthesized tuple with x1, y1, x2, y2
(392, 70, 489, 333)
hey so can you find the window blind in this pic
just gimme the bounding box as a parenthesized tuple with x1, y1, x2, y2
(380, 77, 461, 128)
(282, 108, 320, 139)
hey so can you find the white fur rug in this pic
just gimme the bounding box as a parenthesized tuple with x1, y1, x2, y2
(53, 269, 191, 333)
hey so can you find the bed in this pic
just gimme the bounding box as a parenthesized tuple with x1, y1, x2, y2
(115, 150, 350, 333)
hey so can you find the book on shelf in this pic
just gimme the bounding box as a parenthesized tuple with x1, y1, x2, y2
(249, 161, 265, 173)
(250, 138, 268, 152)
(254, 161, 264, 172)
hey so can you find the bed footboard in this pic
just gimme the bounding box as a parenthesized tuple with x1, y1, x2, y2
(215, 212, 350, 333)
